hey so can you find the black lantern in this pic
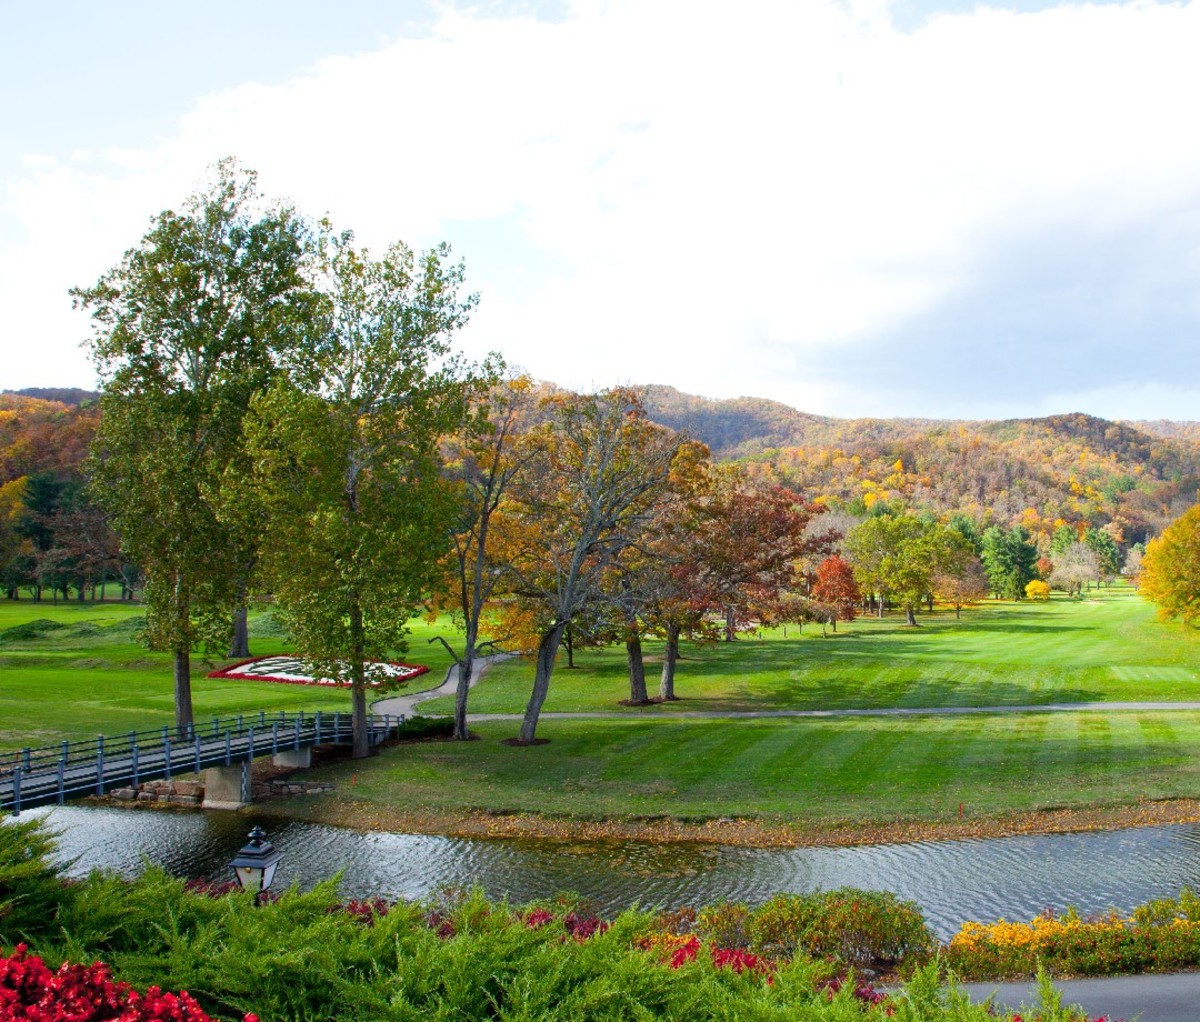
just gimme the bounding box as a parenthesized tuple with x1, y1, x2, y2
(228, 825, 283, 904)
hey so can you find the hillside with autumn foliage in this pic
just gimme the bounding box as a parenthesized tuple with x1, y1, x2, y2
(3, 386, 1198, 594)
(638, 386, 1200, 547)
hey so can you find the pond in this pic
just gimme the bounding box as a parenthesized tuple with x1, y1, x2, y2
(19, 805, 1200, 940)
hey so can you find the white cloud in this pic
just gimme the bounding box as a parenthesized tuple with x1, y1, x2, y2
(4, 0, 1200, 418)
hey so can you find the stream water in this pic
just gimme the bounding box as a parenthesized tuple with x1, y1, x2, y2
(19, 805, 1200, 940)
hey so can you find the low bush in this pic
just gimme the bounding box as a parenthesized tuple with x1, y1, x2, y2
(393, 715, 455, 740)
(700, 889, 936, 973)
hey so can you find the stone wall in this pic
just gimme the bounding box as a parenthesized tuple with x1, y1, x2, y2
(108, 775, 336, 807)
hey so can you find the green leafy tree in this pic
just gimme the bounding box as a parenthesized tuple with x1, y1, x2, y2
(844, 514, 934, 626)
(980, 525, 1038, 599)
(74, 161, 309, 728)
(1083, 527, 1121, 584)
(241, 225, 481, 758)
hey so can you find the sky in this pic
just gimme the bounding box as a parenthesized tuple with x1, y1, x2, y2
(3, 0, 1200, 422)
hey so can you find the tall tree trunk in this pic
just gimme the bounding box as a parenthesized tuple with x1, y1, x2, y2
(625, 633, 648, 703)
(724, 605, 737, 641)
(519, 621, 566, 743)
(955, 603, 961, 619)
(905, 604, 918, 627)
(565, 623, 577, 668)
(349, 600, 370, 759)
(877, 594, 885, 618)
(228, 605, 251, 658)
(173, 648, 194, 732)
(658, 622, 681, 700)
(453, 650, 475, 741)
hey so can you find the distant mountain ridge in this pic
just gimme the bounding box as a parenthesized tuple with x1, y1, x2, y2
(636, 385, 1196, 459)
(635, 385, 1200, 544)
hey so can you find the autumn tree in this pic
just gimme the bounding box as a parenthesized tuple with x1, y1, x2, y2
(1140, 505, 1200, 625)
(811, 554, 860, 624)
(1048, 542, 1098, 597)
(437, 375, 531, 739)
(242, 226, 480, 758)
(74, 161, 309, 728)
(494, 389, 684, 743)
(933, 556, 989, 618)
(693, 471, 821, 641)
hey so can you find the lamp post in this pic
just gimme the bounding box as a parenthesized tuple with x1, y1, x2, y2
(228, 825, 283, 906)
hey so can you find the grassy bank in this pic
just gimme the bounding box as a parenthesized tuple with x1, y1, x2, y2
(421, 585, 1200, 715)
(277, 708, 1200, 842)
(0, 599, 457, 752)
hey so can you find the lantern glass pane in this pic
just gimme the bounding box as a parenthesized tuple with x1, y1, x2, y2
(235, 866, 263, 893)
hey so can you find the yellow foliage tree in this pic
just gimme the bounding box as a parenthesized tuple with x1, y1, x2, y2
(1025, 579, 1050, 601)
(1141, 505, 1200, 625)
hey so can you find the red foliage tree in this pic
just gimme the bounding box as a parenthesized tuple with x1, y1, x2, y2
(811, 555, 860, 623)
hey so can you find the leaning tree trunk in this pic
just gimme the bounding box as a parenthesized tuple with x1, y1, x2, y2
(625, 633, 649, 704)
(228, 605, 251, 658)
(173, 648, 194, 733)
(349, 601, 370, 759)
(519, 621, 566, 743)
(905, 604, 918, 627)
(659, 622, 681, 701)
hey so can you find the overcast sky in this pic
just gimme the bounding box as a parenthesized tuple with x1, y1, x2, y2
(3, 0, 1199, 421)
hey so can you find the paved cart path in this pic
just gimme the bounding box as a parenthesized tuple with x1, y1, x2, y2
(960, 972, 1200, 1022)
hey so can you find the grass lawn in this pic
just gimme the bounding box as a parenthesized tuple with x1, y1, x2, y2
(296, 709, 1200, 827)
(0, 599, 458, 752)
(420, 584, 1200, 715)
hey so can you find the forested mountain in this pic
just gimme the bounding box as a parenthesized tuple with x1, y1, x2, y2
(5, 388, 100, 406)
(637, 388, 1200, 546)
(3, 387, 1198, 573)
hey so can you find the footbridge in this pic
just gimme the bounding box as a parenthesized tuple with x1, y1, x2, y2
(0, 710, 405, 815)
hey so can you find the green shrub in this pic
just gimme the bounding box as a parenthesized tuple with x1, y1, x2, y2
(743, 889, 936, 973)
(0, 816, 71, 944)
(394, 715, 455, 740)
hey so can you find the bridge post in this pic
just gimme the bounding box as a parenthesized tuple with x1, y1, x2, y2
(95, 736, 105, 795)
(56, 756, 65, 805)
(131, 744, 139, 788)
(202, 761, 252, 810)
(11, 765, 20, 814)
(164, 736, 172, 781)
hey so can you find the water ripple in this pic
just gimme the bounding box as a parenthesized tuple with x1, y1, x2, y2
(16, 806, 1200, 939)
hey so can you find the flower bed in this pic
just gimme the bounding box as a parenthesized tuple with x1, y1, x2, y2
(206, 655, 427, 687)
(0, 944, 257, 1022)
(945, 891, 1200, 979)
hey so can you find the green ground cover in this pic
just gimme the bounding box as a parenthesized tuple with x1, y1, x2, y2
(421, 585, 1200, 715)
(295, 710, 1200, 825)
(0, 599, 457, 752)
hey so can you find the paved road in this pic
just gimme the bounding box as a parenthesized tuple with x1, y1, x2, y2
(961, 972, 1200, 1021)
(371, 653, 511, 718)
(464, 700, 1200, 721)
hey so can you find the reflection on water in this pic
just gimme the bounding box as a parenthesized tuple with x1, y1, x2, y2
(17, 805, 1200, 939)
